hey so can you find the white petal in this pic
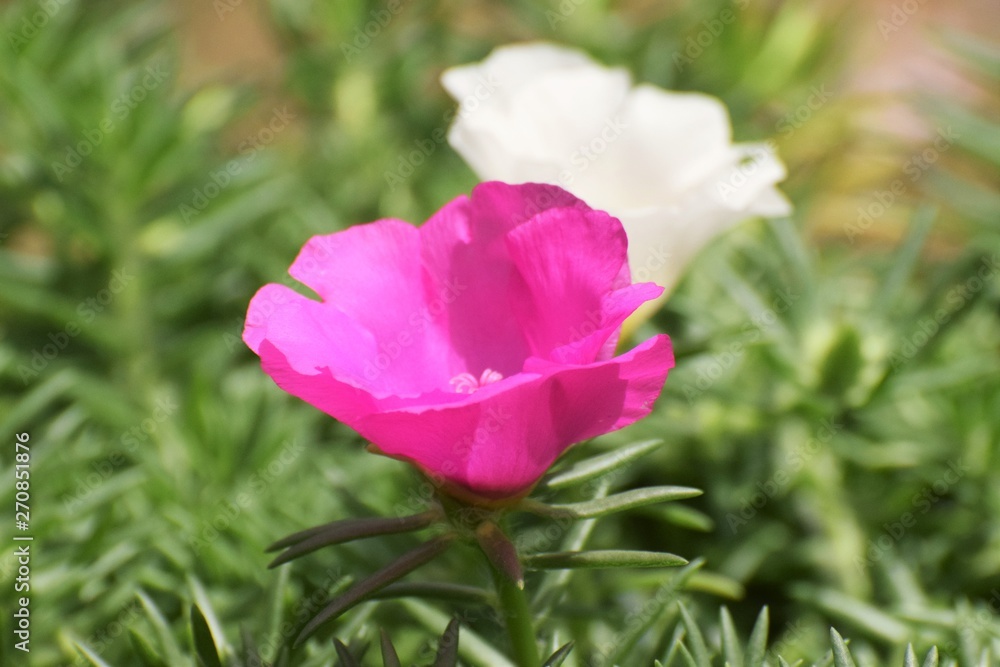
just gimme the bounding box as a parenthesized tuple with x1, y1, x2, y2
(570, 85, 735, 210)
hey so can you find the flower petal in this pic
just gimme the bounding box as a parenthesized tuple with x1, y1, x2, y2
(418, 182, 588, 376)
(355, 334, 675, 499)
(286, 220, 466, 394)
(445, 43, 631, 181)
(572, 85, 733, 211)
(503, 204, 660, 363)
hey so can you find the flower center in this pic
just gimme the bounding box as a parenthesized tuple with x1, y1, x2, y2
(449, 368, 504, 394)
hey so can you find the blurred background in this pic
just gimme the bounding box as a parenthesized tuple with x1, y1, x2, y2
(1, 0, 998, 665)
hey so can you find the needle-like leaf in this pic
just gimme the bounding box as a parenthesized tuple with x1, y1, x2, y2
(294, 535, 454, 647)
(267, 511, 439, 568)
(520, 486, 702, 519)
(432, 618, 460, 667)
(542, 642, 575, 667)
(333, 639, 361, 667)
(543, 439, 664, 489)
(523, 550, 687, 570)
(190, 605, 222, 667)
(379, 629, 402, 667)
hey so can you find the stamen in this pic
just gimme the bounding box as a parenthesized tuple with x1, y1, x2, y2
(449, 368, 504, 393)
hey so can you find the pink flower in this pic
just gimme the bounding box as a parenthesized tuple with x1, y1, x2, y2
(243, 182, 674, 501)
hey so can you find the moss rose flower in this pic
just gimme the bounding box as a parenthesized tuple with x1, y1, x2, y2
(244, 182, 674, 501)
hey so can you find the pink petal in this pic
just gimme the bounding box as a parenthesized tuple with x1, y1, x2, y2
(418, 182, 588, 377)
(504, 205, 659, 364)
(287, 220, 462, 394)
(355, 334, 674, 498)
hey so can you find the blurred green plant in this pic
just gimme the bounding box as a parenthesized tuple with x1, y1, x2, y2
(1, 0, 997, 665)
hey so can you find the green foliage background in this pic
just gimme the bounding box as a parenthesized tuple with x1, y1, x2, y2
(0, 0, 998, 665)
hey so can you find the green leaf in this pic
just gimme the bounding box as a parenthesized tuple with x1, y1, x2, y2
(678, 604, 711, 667)
(521, 486, 703, 519)
(379, 628, 402, 667)
(240, 627, 261, 667)
(658, 624, 687, 667)
(746, 607, 769, 667)
(294, 535, 453, 647)
(532, 483, 606, 611)
(921, 647, 940, 667)
(904, 645, 918, 667)
(400, 598, 515, 667)
(524, 549, 687, 570)
(373, 582, 494, 606)
(190, 577, 230, 659)
(542, 642, 575, 667)
(874, 205, 937, 313)
(676, 640, 700, 667)
(73, 641, 114, 667)
(605, 559, 703, 666)
(793, 585, 910, 643)
(647, 504, 715, 532)
(432, 618, 460, 667)
(543, 439, 664, 489)
(128, 629, 168, 667)
(137, 590, 185, 667)
(829, 628, 857, 667)
(334, 638, 361, 667)
(721, 607, 744, 667)
(267, 510, 439, 567)
(190, 605, 223, 667)
(687, 571, 745, 600)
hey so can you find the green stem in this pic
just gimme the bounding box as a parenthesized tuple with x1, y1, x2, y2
(491, 562, 540, 667)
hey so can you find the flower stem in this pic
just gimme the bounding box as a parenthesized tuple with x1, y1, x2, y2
(491, 562, 540, 667)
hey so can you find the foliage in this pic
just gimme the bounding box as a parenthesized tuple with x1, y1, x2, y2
(1, 0, 997, 665)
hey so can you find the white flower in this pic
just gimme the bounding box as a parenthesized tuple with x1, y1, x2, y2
(442, 42, 792, 302)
